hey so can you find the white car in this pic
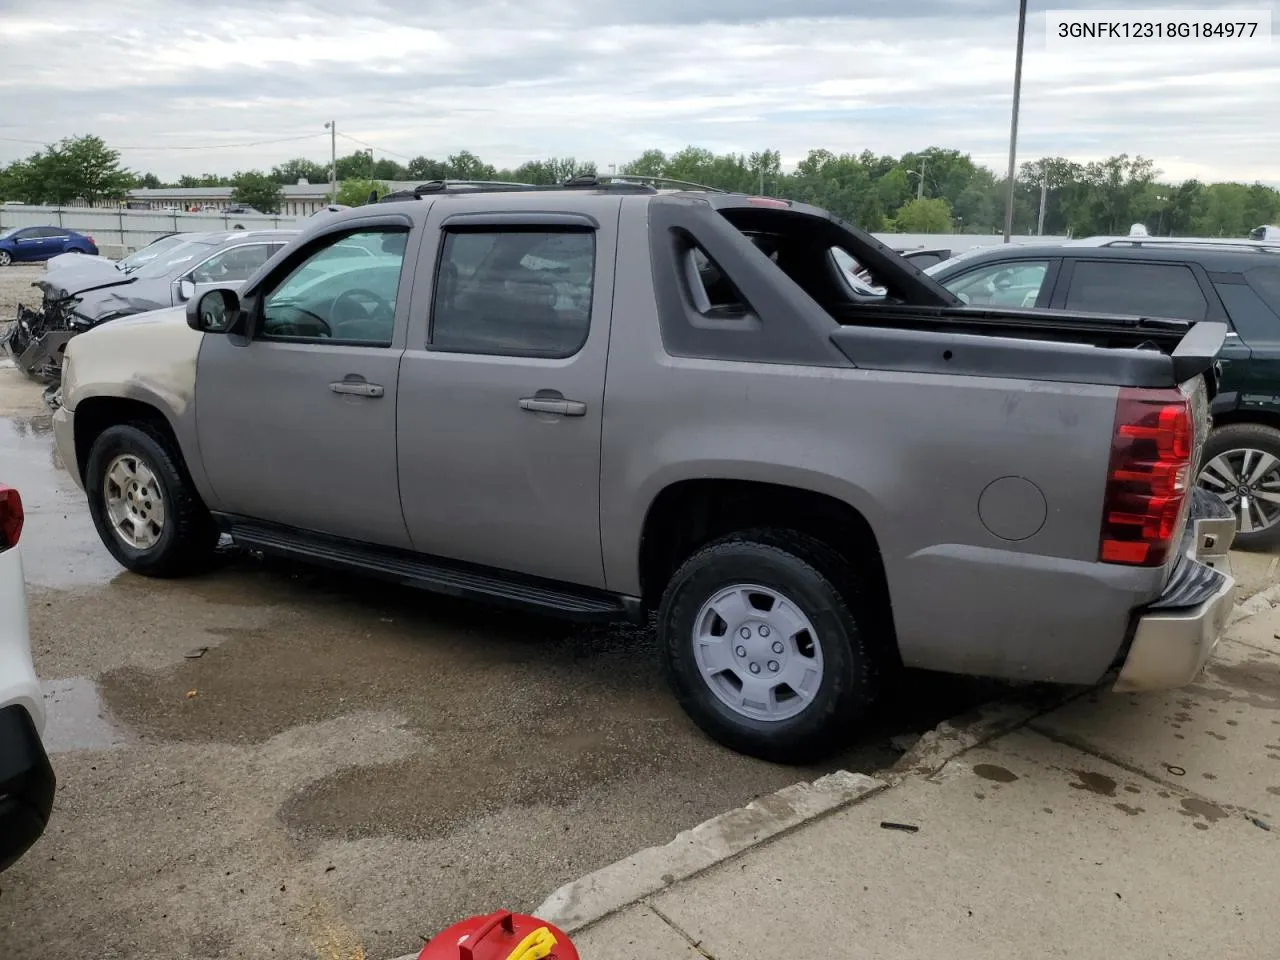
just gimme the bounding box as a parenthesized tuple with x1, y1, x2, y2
(0, 484, 53, 872)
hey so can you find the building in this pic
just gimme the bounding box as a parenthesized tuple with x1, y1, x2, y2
(125, 180, 427, 216)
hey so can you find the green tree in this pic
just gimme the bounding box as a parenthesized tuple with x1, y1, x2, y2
(229, 170, 284, 213)
(620, 150, 667, 178)
(336, 179, 388, 206)
(178, 173, 230, 187)
(134, 172, 164, 189)
(56, 135, 134, 205)
(407, 155, 450, 180)
(512, 157, 596, 184)
(893, 197, 954, 233)
(271, 157, 329, 185)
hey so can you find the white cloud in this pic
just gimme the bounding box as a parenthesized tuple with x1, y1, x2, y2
(0, 0, 1275, 183)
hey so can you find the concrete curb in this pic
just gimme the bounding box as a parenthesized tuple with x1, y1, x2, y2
(535, 769, 886, 935)
(887, 691, 1072, 780)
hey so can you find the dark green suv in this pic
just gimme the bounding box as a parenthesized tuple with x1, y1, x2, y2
(931, 240, 1280, 549)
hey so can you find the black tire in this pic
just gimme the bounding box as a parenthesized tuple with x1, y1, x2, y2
(85, 422, 219, 577)
(658, 529, 878, 764)
(1200, 422, 1280, 551)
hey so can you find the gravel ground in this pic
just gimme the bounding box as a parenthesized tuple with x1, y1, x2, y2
(0, 263, 44, 318)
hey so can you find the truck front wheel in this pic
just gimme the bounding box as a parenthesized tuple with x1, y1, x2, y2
(85, 423, 219, 577)
(658, 530, 876, 763)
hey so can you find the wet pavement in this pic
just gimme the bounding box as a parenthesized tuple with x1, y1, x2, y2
(0, 367, 1003, 960)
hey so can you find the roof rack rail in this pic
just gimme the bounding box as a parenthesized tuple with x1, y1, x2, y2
(1091, 236, 1280, 254)
(586, 174, 728, 193)
(371, 174, 729, 204)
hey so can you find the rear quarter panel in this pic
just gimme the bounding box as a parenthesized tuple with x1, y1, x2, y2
(602, 203, 1168, 684)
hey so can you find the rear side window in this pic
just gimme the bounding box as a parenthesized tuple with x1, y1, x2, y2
(1246, 265, 1280, 318)
(430, 230, 595, 358)
(1217, 278, 1280, 344)
(1064, 261, 1208, 321)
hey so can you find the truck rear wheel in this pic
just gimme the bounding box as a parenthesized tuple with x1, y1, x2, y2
(85, 423, 219, 577)
(1198, 422, 1280, 551)
(658, 530, 876, 763)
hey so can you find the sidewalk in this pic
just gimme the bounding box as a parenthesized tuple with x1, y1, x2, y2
(553, 599, 1280, 960)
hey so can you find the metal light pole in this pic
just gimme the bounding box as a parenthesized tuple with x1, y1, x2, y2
(323, 120, 337, 201)
(1002, 0, 1028, 243)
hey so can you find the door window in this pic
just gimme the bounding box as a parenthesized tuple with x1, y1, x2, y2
(942, 260, 1050, 307)
(190, 242, 280, 284)
(1064, 260, 1208, 321)
(260, 229, 408, 346)
(430, 229, 595, 358)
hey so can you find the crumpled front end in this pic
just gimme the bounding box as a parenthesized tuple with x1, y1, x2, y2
(2, 287, 82, 384)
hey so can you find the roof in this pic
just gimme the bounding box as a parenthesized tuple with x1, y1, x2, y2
(930, 240, 1280, 275)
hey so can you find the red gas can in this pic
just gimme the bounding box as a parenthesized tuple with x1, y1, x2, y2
(417, 910, 579, 960)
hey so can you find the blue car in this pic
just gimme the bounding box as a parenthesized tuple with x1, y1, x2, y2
(0, 226, 98, 266)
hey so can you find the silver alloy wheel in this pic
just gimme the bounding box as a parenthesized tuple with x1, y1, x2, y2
(692, 583, 825, 723)
(0, 251, 10, 266)
(103, 453, 166, 550)
(1198, 448, 1280, 534)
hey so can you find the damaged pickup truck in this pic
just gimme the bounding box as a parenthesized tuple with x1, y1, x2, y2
(52, 182, 1239, 761)
(3, 230, 295, 392)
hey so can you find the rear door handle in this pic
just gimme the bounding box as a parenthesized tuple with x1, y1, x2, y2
(519, 397, 587, 417)
(330, 380, 384, 398)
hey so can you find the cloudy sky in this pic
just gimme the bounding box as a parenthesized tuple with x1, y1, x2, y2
(0, 0, 1276, 183)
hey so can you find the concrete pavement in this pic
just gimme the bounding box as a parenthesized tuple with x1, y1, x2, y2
(555, 603, 1280, 960)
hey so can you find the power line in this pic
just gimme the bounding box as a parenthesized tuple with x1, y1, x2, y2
(335, 131, 414, 161)
(0, 133, 326, 151)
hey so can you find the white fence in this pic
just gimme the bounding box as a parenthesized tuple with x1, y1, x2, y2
(0, 205, 306, 255)
(0, 204, 1071, 259)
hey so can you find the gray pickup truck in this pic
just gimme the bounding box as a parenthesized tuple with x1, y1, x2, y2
(52, 179, 1237, 761)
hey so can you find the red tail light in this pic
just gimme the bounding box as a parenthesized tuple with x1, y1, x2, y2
(747, 197, 790, 208)
(86, 235, 95, 245)
(0, 486, 23, 551)
(1099, 388, 1192, 566)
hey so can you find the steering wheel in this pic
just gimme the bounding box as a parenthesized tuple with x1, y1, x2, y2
(270, 306, 331, 338)
(331, 288, 391, 326)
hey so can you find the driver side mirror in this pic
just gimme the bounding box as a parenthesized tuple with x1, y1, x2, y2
(177, 278, 196, 302)
(187, 288, 241, 334)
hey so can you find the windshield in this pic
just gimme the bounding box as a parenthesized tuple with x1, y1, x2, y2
(119, 234, 191, 273)
(0, 227, 18, 240)
(130, 238, 220, 279)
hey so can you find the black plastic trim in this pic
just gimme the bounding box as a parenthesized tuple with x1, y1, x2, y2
(830, 324, 1176, 387)
(0, 704, 55, 873)
(647, 200, 849, 366)
(439, 211, 600, 229)
(216, 515, 640, 622)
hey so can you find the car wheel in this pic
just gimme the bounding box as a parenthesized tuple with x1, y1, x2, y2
(658, 529, 877, 763)
(1198, 422, 1280, 551)
(0, 251, 11, 266)
(85, 422, 219, 577)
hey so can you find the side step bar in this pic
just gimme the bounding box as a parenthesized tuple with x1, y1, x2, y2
(217, 516, 641, 623)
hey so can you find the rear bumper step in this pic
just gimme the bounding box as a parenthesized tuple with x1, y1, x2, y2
(1113, 498, 1237, 693)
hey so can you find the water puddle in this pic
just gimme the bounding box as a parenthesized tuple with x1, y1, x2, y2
(0, 414, 124, 589)
(41, 675, 130, 753)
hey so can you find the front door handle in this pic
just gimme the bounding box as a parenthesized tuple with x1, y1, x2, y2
(519, 397, 587, 417)
(330, 380, 384, 398)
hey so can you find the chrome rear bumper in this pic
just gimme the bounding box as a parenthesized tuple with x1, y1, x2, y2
(1113, 509, 1237, 693)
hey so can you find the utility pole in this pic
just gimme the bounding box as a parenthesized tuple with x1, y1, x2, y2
(1002, 0, 1028, 243)
(323, 120, 337, 201)
(917, 157, 927, 200)
(1037, 178, 1047, 235)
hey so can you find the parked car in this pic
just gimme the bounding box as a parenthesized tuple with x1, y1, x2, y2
(0, 485, 55, 872)
(3, 229, 296, 384)
(929, 240, 1280, 548)
(0, 226, 97, 265)
(52, 183, 1236, 761)
(44, 232, 181, 276)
